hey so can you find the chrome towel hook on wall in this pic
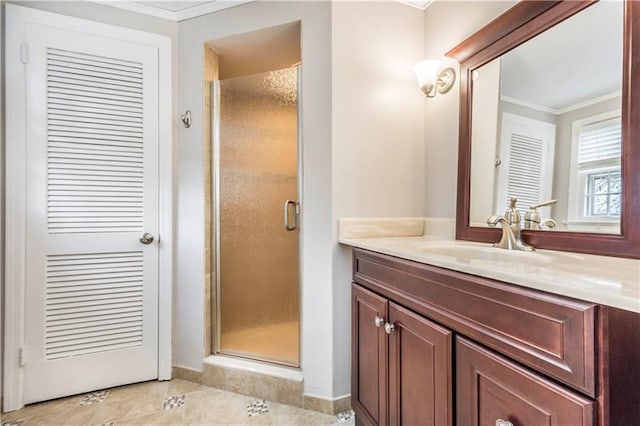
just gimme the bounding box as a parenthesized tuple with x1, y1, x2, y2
(181, 110, 192, 128)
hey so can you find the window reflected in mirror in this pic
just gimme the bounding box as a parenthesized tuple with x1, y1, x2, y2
(469, 0, 623, 234)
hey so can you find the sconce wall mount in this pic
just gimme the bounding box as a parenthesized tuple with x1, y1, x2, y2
(413, 60, 456, 98)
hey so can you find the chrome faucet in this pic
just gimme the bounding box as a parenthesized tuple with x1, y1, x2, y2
(487, 198, 534, 251)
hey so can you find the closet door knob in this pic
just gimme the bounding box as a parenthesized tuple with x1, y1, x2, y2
(495, 419, 514, 426)
(139, 233, 154, 245)
(384, 322, 395, 334)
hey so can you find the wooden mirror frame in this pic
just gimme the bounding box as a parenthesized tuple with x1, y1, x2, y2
(447, 0, 640, 259)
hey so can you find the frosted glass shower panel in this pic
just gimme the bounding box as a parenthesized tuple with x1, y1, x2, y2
(218, 68, 299, 366)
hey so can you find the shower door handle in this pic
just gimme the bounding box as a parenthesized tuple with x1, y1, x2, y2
(284, 200, 299, 231)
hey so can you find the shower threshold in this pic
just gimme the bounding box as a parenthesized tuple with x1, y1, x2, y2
(204, 354, 303, 382)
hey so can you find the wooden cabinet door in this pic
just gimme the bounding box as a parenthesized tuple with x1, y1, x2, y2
(456, 337, 594, 426)
(388, 303, 452, 426)
(352, 284, 388, 426)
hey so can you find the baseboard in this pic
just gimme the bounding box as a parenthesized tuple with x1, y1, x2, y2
(302, 394, 351, 415)
(172, 365, 203, 384)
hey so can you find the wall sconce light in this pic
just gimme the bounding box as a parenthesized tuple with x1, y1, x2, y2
(413, 59, 456, 98)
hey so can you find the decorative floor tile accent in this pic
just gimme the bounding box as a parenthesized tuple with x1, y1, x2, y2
(245, 399, 269, 417)
(162, 394, 185, 410)
(2, 421, 24, 426)
(335, 409, 355, 422)
(79, 390, 109, 406)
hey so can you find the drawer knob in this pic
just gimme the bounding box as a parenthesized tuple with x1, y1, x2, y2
(374, 316, 385, 327)
(384, 322, 395, 334)
(496, 420, 514, 426)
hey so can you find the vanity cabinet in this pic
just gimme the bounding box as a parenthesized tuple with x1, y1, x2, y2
(352, 285, 452, 426)
(350, 248, 640, 426)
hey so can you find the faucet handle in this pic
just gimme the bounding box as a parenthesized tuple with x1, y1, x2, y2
(524, 200, 558, 230)
(529, 199, 557, 209)
(505, 198, 521, 226)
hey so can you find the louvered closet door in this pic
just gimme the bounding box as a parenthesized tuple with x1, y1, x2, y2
(23, 23, 159, 404)
(496, 113, 556, 215)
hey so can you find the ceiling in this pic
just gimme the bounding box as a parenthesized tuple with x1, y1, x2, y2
(499, 0, 623, 112)
(210, 21, 300, 79)
(94, 0, 433, 22)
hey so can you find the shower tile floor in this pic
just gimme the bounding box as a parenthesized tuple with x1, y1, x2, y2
(2, 379, 355, 426)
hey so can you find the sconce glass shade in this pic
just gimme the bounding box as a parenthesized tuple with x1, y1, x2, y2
(413, 59, 456, 98)
(413, 59, 441, 96)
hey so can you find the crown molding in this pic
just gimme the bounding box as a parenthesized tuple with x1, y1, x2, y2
(554, 91, 621, 115)
(87, 0, 254, 22)
(89, 1, 177, 20)
(88, 0, 433, 22)
(500, 94, 558, 114)
(397, 0, 434, 11)
(501, 91, 622, 115)
(176, 0, 254, 20)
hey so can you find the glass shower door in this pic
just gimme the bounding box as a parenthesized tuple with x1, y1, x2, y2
(215, 68, 300, 367)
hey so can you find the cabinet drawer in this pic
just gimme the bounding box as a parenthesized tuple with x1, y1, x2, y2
(353, 248, 596, 396)
(456, 337, 594, 426)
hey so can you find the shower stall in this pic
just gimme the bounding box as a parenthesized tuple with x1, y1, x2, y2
(213, 67, 300, 367)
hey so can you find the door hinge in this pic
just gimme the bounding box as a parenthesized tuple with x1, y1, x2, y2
(20, 43, 29, 64)
(19, 346, 27, 367)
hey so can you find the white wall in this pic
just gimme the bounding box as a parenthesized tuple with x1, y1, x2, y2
(424, 1, 515, 219)
(469, 57, 500, 225)
(331, 1, 426, 396)
(332, 2, 426, 218)
(176, 1, 335, 398)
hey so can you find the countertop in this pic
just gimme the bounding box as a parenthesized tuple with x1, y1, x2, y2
(338, 218, 640, 313)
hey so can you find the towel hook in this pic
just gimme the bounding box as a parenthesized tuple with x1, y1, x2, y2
(181, 110, 192, 128)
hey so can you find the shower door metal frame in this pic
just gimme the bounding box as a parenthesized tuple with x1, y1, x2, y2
(211, 67, 303, 368)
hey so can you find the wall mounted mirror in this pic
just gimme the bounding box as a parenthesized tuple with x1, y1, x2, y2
(448, 0, 640, 258)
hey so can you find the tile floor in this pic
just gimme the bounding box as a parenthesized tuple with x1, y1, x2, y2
(1, 379, 356, 426)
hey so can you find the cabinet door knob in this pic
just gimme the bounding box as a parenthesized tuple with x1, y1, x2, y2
(496, 420, 514, 426)
(374, 316, 385, 327)
(384, 322, 395, 334)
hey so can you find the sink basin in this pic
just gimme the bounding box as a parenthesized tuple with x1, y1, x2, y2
(418, 245, 554, 265)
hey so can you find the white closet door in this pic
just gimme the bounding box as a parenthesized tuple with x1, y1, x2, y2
(23, 22, 159, 404)
(496, 113, 556, 216)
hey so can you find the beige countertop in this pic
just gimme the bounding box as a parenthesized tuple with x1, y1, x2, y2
(338, 218, 640, 313)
